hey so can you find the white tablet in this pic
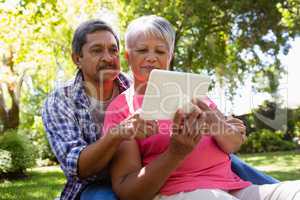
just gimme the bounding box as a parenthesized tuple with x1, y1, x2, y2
(140, 69, 210, 120)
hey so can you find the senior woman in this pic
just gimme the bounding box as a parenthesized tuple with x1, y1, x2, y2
(103, 15, 300, 200)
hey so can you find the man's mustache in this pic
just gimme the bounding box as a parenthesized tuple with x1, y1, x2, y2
(96, 63, 118, 71)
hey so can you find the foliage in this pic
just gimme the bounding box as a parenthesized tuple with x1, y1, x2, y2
(19, 115, 56, 162)
(1, 0, 300, 161)
(237, 101, 300, 141)
(118, 0, 300, 96)
(240, 129, 297, 153)
(0, 149, 12, 174)
(0, 130, 37, 174)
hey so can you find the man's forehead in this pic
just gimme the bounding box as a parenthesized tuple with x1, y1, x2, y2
(86, 30, 118, 45)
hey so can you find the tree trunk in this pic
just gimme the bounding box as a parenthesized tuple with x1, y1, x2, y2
(0, 50, 25, 135)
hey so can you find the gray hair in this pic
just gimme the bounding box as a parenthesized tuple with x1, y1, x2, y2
(72, 19, 119, 55)
(125, 15, 175, 53)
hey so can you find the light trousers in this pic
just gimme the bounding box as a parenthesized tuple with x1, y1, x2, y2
(154, 181, 300, 200)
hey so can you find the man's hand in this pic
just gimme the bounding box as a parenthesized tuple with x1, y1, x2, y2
(110, 112, 159, 140)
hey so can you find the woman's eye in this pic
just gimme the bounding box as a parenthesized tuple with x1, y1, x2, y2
(156, 50, 166, 54)
(136, 49, 147, 53)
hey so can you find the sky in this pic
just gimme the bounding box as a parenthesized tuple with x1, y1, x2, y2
(211, 37, 300, 115)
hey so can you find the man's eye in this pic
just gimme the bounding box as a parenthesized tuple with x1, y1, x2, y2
(111, 47, 119, 53)
(91, 49, 102, 53)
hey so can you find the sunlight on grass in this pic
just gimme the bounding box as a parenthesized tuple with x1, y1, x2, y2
(239, 151, 300, 181)
(1, 151, 300, 200)
(0, 166, 65, 200)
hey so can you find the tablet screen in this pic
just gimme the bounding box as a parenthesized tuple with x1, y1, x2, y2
(140, 69, 210, 120)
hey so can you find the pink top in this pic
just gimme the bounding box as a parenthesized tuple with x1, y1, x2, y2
(103, 89, 251, 196)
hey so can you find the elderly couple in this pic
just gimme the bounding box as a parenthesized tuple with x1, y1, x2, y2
(42, 15, 300, 200)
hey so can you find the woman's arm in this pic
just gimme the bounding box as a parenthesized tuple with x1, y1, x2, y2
(213, 109, 246, 153)
(110, 140, 183, 200)
(195, 99, 246, 153)
(110, 108, 203, 200)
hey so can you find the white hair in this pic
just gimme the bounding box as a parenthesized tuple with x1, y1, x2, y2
(125, 15, 176, 53)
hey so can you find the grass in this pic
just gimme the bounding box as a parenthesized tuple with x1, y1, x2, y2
(0, 166, 65, 200)
(1, 151, 300, 200)
(238, 150, 300, 181)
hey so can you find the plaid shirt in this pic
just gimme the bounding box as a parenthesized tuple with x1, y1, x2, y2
(42, 71, 130, 200)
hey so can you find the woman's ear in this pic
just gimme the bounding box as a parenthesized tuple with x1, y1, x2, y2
(168, 53, 174, 64)
(72, 53, 81, 69)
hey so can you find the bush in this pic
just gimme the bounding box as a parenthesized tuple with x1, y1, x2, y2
(20, 116, 57, 163)
(240, 129, 298, 153)
(0, 131, 37, 174)
(0, 149, 12, 174)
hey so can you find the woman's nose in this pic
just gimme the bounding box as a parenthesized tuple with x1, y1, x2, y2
(145, 53, 157, 63)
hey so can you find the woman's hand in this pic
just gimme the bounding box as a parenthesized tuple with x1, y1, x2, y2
(168, 104, 203, 158)
(225, 117, 247, 142)
(110, 112, 158, 140)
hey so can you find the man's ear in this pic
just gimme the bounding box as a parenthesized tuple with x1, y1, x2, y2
(72, 53, 81, 68)
(124, 51, 129, 61)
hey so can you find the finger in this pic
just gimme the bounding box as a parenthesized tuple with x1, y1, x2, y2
(172, 109, 184, 135)
(226, 118, 244, 124)
(193, 132, 202, 143)
(194, 98, 211, 112)
(145, 121, 159, 136)
(186, 107, 202, 137)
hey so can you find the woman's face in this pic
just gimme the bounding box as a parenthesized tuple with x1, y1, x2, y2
(126, 34, 172, 83)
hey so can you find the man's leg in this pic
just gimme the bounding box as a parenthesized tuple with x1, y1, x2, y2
(80, 184, 117, 200)
(230, 154, 279, 185)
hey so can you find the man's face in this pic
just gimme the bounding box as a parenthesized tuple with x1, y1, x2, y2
(74, 30, 120, 84)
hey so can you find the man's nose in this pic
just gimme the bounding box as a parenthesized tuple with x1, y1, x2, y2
(101, 49, 113, 62)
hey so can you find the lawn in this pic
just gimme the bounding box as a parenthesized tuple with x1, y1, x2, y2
(239, 150, 300, 181)
(0, 166, 65, 200)
(1, 151, 300, 200)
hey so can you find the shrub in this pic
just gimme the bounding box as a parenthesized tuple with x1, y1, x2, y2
(0, 149, 12, 174)
(240, 129, 298, 153)
(0, 130, 37, 174)
(20, 116, 57, 163)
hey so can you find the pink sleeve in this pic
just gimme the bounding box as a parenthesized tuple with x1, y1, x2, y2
(202, 96, 217, 110)
(103, 94, 129, 135)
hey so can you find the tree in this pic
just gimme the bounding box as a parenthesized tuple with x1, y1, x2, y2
(118, 0, 300, 96)
(0, 0, 118, 134)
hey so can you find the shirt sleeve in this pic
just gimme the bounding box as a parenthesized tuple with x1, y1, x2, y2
(42, 92, 86, 180)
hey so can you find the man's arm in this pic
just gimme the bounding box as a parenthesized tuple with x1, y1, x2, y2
(77, 131, 122, 179)
(42, 94, 122, 180)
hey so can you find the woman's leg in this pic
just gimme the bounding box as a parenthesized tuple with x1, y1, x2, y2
(230, 154, 279, 184)
(231, 181, 300, 200)
(154, 189, 239, 200)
